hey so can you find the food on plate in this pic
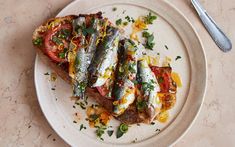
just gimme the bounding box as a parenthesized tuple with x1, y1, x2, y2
(32, 11, 181, 139)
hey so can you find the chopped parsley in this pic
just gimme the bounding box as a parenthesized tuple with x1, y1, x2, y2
(116, 123, 128, 138)
(95, 125, 107, 140)
(165, 45, 169, 50)
(150, 122, 155, 125)
(51, 88, 55, 90)
(73, 120, 77, 123)
(116, 18, 122, 26)
(158, 77, 164, 83)
(58, 29, 71, 39)
(33, 37, 43, 46)
(175, 56, 182, 61)
(144, 12, 157, 24)
(123, 21, 128, 26)
(142, 31, 155, 50)
(52, 36, 62, 45)
(136, 100, 147, 111)
(58, 48, 68, 59)
(125, 16, 135, 23)
(79, 124, 86, 131)
(142, 81, 154, 91)
(112, 7, 117, 11)
(82, 27, 96, 36)
(128, 62, 136, 73)
(44, 72, 49, 75)
(75, 101, 86, 109)
(90, 114, 99, 121)
(107, 130, 114, 137)
(77, 23, 96, 36)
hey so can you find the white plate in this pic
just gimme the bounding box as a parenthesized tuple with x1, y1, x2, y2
(34, 0, 207, 146)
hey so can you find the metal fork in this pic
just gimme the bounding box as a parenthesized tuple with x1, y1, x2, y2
(191, 0, 232, 52)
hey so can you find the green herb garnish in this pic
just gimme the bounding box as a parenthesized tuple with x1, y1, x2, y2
(33, 37, 43, 46)
(116, 123, 128, 138)
(116, 18, 122, 26)
(123, 21, 128, 26)
(58, 52, 65, 59)
(73, 120, 77, 123)
(136, 100, 147, 111)
(144, 12, 157, 24)
(95, 125, 107, 140)
(165, 45, 169, 50)
(142, 31, 155, 50)
(52, 36, 62, 45)
(90, 114, 99, 121)
(44, 72, 49, 75)
(175, 56, 182, 61)
(158, 77, 164, 83)
(150, 122, 155, 125)
(51, 88, 55, 90)
(107, 130, 114, 137)
(112, 7, 117, 11)
(125, 16, 135, 23)
(142, 81, 154, 91)
(79, 124, 86, 131)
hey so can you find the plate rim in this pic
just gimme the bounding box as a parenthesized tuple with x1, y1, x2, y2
(34, 0, 207, 146)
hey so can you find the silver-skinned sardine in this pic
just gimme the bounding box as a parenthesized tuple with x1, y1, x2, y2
(113, 39, 139, 116)
(88, 26, 120, 87)
(137, 58, 161, 120)
(69, 15, 100, 98)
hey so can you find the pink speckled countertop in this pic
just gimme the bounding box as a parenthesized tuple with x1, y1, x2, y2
(0, 0, 235, 146)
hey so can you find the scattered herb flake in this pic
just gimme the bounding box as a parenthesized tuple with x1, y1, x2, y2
(142, 31, 155, 50)
(175, 56, 182, 61)
(155, 128, 161, 134)
(95, 125, 107, 140)
(33, 37, 43, 46)
(112, 7, 117, 11)
(52, 36, 62, 45)
(44, 72, 49, 75)
(73, 120, 77, 123)
(132, 138, 137, 143)
(51, 88, 55, 91)
(158, 77, 164, 83)
(79, 124, 86, 131)
(136, 100, 147, 111)
(123, 21, 128, 26)
(150, 122, 155, 125)
(116, 18, 122, 26)
(73, 105, 76, 108)
(144, 12, 157, 24)
(47, 134, 52, 139)
(165, 45, 169, 50)
(125, 16, 135, 23)
(107, 130, 114, 137)
(122, 10, 126, 14)
(53, 138, 56, 141)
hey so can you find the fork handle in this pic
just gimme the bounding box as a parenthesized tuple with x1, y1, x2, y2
(191, 0, 232, 52)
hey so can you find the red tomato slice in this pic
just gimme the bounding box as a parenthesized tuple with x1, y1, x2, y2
(150, 66, 171, 93)
(44, 23, 72, 63)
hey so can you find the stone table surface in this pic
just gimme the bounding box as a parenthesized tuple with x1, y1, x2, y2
(0, 0, 234, 146)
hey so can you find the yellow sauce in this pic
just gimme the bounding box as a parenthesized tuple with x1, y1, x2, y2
(130, 17, 147, 41)
(157, 110, 169, 123)
(171, 72, 182, 87)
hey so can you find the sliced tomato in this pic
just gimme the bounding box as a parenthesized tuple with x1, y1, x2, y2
(44, 23, 72, 63)
(150, 66, 171, 93)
